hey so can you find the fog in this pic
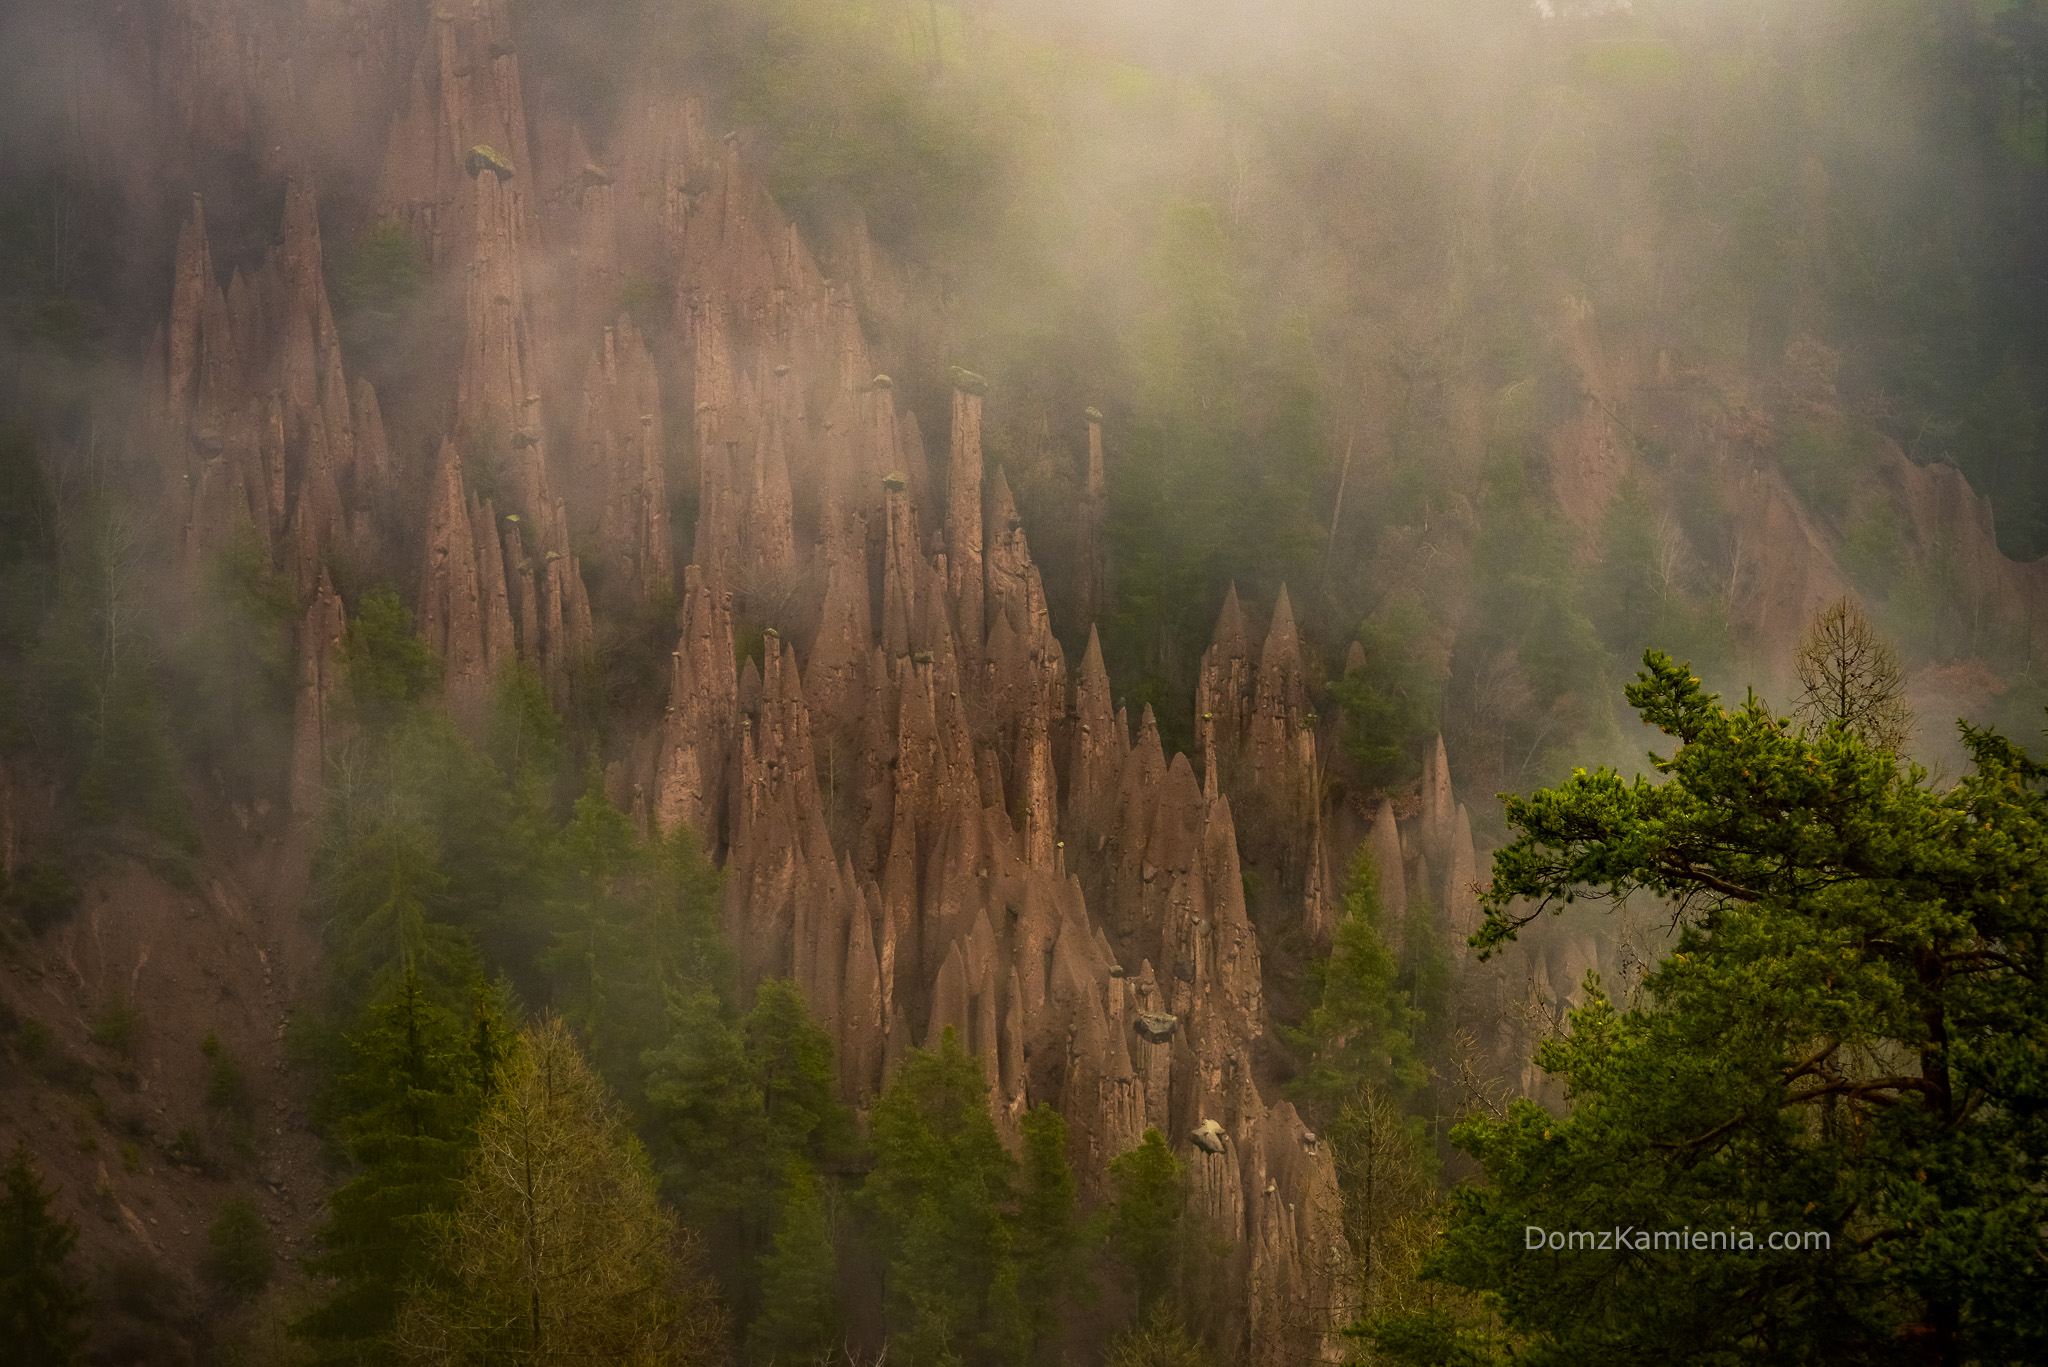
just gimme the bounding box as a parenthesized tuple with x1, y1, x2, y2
(0, 2, 2044, 1361)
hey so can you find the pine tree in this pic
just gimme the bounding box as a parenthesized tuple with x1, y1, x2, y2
(1384, 653, 2048, 1364)
(538, 774, 656, 1091)
(747, 1160, 840, 1366)
(1286, 847, 1425, 1110)
(1105, 1130, 1181, 1315)
(294, 967, 495, 1364)
(644, 977, 850, 1328)
(207, 1194, 274, 1300)
(0, 1143, 88, 1367)
(864, 1029, 1021, 1367)
(393, 1016, 722, 1366)
(1013, 1105, 1079, 1358)
(745, 980, 855, 1168)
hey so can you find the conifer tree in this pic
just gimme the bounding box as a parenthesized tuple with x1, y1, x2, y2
(0, 1143, 88, 1367)
(1287, 848, 1424, 1109)
(1103, 1301, 1213, 1367)
(1380, 654, 2048, 1364)
(747, 1160, 840, 1366)
(538, 774, 657, 1091)
(863, 1029, 1026, 1367)
(394, 1016, 721, 1366)
(295, 966, 498, 1364)
(1106, 1129, 1182, 1315)
(1013, 1105, 1080, 1359)
(645, 977, 850, 1327)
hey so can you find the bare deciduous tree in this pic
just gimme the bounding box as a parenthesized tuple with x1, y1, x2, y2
(1792, 597, 1912, 753)
(1327, 1088, 1436, 1322)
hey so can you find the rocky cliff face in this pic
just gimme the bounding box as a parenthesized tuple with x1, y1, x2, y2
(121, 2, 1358, 1357)
(29, 4, 2048, 1362)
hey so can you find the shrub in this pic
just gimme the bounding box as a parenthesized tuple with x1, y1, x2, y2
(202, 1032, 251, 1118)
(91, 999, 142, 1059)
(167, 1128, 207, 1173)
(342, 589, 443, 727)
(2, 860, 80, 935)
(206, 1195, 273, 1300)
(14, 1016, 93, 1091)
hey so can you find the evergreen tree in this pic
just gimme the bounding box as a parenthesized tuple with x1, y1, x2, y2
(1376, 653, 2048, 1364)
(645, 977, 850, 1328)
(207, 1194, 274, 1301)
(295, 967, 498, 1364)
(1287, 848, 1425, 1111)
(315, 809, 471, 1011)
(394, 1016, 721, 1366)
(745, 980, 855, 1169)
(0, 1143, 88, 1367)
(1332, 595, 1446, 792)
(1105, 1129, 1181, 1315)
(1013, 1105, 1080, 1358)
(747, 1160, 840, 1366)
(538, 773, 659, 1092)
(864, 1029, 1023, 1367)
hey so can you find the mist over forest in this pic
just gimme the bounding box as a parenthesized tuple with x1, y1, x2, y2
(1, 2, 2044, 1365)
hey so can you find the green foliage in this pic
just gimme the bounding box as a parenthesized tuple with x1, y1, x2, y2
(392, 1017, 721, 1366)
(89, 999, 141, 1059)
(202, 1031, 252, 1118)
(10, 1017, 91, 1093)
(0, 422, 55, 652)
(1105, 1129, 1181, 1314)
(339, 219, 428, 322)
(1103, 1301, 1213, 1367)
(1957, 356, 2044, 553)
(1586, 482, 1662, 655)
(0, 1142, 89, 1367)
(485, 660, 562, 784)
(1447, 454, 1612, 798)
(1839, 497, 1909, 599)
(310, 678, 579, 1017)
(535, 786, 736, 1111)
(747, 1160, 840, 1367)
(1287, 848, 1425, 1111)
(2, 861, 79, 936)
(1414, 653, 2048, 1363)
(206, 1195, 273, 1301)
(644, 975, 848, 1327)
(166, 529, 297, 802)
(1334, 595, 1445, 792)
(295, 967, 500, 1364)
(864, 1028, 1023, 1367)
(702, 0, 999, 256)
(1013, 1104, 1081, 1355)
(1777, 415, 1862, 523)
(26, 503, 190, 842)
(335, 219, 433, 407)
(316, 803, 470, 1011)
(342, 589, 444, 728)
(538, 773, 663, 1088)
